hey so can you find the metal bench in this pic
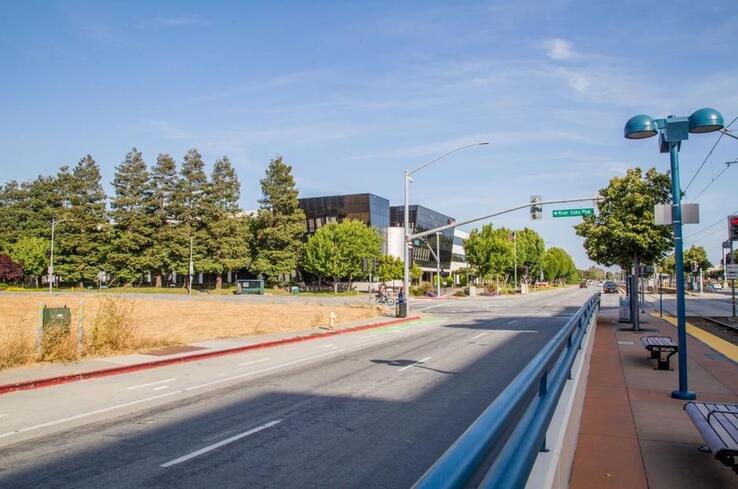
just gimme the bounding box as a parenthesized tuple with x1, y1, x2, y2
(684, 402, 738, 474)
(640, 335, 678, 370)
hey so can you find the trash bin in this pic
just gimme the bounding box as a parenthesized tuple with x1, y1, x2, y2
(618, 297, 631, 323)
(42, 306, 71, 332)
(396, 302, 407, 318)
(291, 286, 300, 295)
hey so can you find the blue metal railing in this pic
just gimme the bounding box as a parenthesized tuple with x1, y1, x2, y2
(413, 293, 601, 489)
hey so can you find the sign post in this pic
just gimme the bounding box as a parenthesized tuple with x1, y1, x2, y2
(552, 208, 594, 218)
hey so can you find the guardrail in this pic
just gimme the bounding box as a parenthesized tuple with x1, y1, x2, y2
(413, 292, 601, 489)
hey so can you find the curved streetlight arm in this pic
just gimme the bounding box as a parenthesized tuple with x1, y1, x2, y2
(407, 141, 490, 176)
(408, 197, 603, 241)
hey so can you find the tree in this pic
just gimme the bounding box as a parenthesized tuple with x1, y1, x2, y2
(683, 245, 711, 271)
(201, 157, 250, 288)
(301, 220, 382, 292)
(377, 256, 404, 284)
(54, 155, 109, 287)
(463, 224, 514, 284)
(149, 153, 180, 286)
(252, 156, 305, 284)
(410, 262, 423, 284)
(0, 254, 23, 283)
(108, 148, 155, 285)
(542, 247, 579, 284)
(575, 167, 672, 272)
(10, 237, 48, 287)
(512, 228, 545, 283)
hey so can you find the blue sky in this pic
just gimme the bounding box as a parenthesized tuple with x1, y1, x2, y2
(1, 1, 737, 268)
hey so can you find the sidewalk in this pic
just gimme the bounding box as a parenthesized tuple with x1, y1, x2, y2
(570, 305, 738, 488)
(0, 311, 419, 392)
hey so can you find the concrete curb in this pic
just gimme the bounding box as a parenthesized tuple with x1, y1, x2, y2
(0, 315, 422, 396)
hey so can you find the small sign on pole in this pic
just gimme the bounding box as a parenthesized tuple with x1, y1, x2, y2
(552, 208, 594, 218)
(727, 264, 738, 280)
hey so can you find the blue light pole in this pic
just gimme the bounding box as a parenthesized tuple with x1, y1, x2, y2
(624, 108, 724, 400)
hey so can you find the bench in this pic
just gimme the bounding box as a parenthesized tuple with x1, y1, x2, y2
(684, 402, 738, 474)
(640, 335, 678, 370)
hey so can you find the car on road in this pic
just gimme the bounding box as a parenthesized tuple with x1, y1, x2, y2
(579, 280, 588, 288)
(602, 281, 618, 294)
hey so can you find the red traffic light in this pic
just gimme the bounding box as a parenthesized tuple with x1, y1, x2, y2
(729, 215, 738, 241)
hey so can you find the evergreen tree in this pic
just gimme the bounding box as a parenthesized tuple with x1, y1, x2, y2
(170, 149, 209, 287)
(55, 155, 108, 287)
(149, 153, 180, 286)
(108, 148, 155, 285)
(252, 156, 305, 285)
(202, 156, 250, 288)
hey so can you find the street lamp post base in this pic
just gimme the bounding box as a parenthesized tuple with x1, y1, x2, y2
(671, 389, 696, 400)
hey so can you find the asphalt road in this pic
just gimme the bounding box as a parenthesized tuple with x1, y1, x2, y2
(0, 287, 599, 489)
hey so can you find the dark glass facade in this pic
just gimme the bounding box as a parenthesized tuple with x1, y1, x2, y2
(390, 205, 454, 270)
(299, 193, 390, 234)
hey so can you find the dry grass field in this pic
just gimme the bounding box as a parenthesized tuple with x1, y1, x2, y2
(0, 294, 379, 370)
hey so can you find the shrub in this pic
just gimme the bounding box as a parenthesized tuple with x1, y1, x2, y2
(88, 297, 138, 354)
(0, 328, 34, 369)
(39, 319, 78, 363)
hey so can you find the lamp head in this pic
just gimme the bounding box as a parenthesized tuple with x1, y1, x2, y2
(688, 107, 724, 134)
(624, 114, 657, 139)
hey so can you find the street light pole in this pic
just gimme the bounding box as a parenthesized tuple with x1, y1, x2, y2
(625, 107, 725, 401)
(188, 235, 194, 296)
(49, 218, 57, 294)
(402, 142, 490, 315)
(436, 232, 441, 298)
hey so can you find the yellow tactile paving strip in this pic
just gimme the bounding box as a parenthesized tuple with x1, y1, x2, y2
(653, 313, 738, 363)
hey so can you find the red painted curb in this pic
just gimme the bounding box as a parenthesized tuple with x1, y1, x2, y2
(0, 315, 422, 396)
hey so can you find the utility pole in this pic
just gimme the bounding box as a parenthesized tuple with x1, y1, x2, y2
(513, 231, 518, 292)
(48, 218, 56, 294)
(188, 235, 194, 296)
(436, 232, 441, 298)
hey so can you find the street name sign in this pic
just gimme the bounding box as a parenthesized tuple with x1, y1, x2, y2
(727, 264, 738, 280)
(552, 208, 594, 218)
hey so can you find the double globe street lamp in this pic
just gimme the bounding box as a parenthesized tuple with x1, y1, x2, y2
(624, 107, 725, 400)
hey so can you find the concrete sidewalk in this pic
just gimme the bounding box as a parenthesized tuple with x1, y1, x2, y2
(570, 305, 738, 488)
(0, 311, 415, 390)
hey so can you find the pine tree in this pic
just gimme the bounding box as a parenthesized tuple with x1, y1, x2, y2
(252, 156, 305, 285)
(108, 148, 155, 285)
(149, 154, 180, 287)
(202, 156, 250, 289)
(55, 155, 109, 287)
(170, 149, 209, 288)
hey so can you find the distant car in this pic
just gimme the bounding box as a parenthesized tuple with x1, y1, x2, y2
(705, 283, 723, 292)
(579, 281, 588, 288)
(603, 281, 618, 294)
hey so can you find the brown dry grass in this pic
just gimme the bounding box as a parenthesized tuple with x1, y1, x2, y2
(0, 294, 379, 370)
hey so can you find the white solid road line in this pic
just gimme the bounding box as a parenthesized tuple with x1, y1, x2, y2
(507, 320, 518, 325)
(314, 344, 336, 349)
(127, 378, 176, 390)
(0, 391, 181, 440)
(153, 385, 169, 391)
(398, 356, 431, 372)
(237, 358, 270, 367)
(160, 420, 283, 468)
(470, 332, 488, 340)
(414, 303, 447, 312)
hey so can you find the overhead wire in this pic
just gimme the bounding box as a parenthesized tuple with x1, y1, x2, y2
(690, 158, 737, 201)
(683, 116, 737, 194)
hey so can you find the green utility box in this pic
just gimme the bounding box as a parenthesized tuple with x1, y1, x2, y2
(291, 286, 300, 295)
(42, 306, 71, 331)
(235, 279, 265, 295)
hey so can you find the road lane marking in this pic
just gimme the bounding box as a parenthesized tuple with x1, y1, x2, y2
(415, 303, 448, 312)
(314, 344, 336, 349)
(470, 332, 488, 340)
(507, 320, 518, 325)
(398, 357, 431, 372)
(153, 385, 169, 391)
(186, 350, 343, 391)
(160, 420, 282, 468)
(237, 358, 270, 367)
(0, 391, 180, 439)
(127, 378, 176, 390)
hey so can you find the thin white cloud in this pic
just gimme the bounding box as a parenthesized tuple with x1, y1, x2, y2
(543, 38, 573, 60)
(144, 120, 193, 140)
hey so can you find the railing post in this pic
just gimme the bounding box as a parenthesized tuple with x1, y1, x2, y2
(539, 370, 549, 452)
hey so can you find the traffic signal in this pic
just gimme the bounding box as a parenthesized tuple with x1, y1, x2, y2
(729, 215, 738, 241)
(530, 195, 543, 221)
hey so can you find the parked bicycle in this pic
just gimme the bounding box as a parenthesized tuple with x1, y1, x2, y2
(371, 294, 395, 306)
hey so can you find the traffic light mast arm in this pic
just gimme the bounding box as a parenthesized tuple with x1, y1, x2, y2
(408, 197, 603, 241)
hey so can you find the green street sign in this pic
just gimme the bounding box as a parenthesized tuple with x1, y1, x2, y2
(552, 208, 594, 218)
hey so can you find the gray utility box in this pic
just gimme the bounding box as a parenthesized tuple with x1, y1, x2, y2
(618, 298, 631, 323)
(396, 302, 407, 318)
(42, 306, 71, 331)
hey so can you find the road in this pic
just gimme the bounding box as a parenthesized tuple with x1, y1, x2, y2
(0, 287, 599, 489)
(645, 290, 736, 319)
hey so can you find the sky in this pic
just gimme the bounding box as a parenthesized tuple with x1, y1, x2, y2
(1, 0, 737, 268)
